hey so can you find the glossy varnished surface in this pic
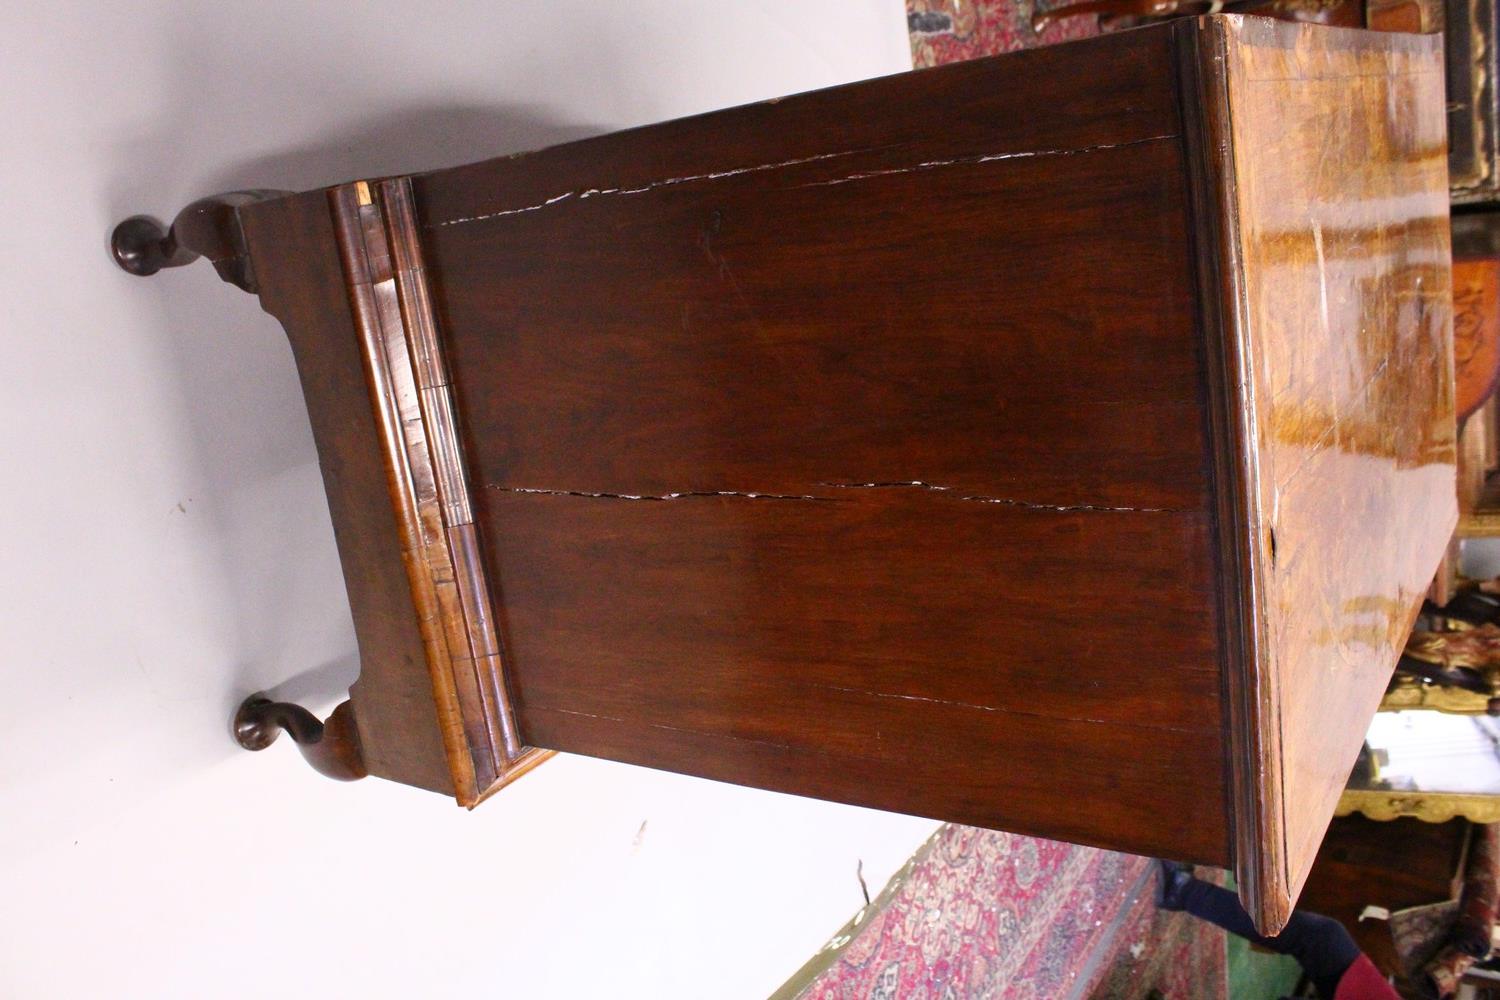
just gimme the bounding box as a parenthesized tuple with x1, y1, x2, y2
(415, 27, 1234, 864)
(486, 493, 1228, 860)
(1206, 16, 1454, 924)
(326, 179, 553, 803)
(239, 191, 455, 795)
(210, 17, 1453, 934)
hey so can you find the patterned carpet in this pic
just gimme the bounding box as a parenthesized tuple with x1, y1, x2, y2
(773, 826, 1227, 1000)
(1085, 867, 1233, 998)
(906, 0, 1099, 67)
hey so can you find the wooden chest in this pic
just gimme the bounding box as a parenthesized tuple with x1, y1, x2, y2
(115, 15, 1454, 932)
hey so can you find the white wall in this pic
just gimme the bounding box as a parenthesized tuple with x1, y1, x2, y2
(0, 4, 936, 998)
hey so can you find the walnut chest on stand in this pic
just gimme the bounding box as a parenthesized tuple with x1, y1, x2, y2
(113, 15, 1454, 933)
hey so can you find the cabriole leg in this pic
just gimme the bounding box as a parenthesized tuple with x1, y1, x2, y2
(110, 190, 287, 293)
(233, 694, 368, 782)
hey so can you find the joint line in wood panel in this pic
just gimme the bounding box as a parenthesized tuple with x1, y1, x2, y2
(427, 134, 1178, 229)
(816, 481, 1182, 513)
(790, 133, 1179, 189)
(430, 146, 887, 227)
(802, 682, 1220, 735)
(491, 485, 839, 503)
(486, 481, 1185, 513)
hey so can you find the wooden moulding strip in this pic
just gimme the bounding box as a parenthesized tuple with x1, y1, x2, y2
(329, 178, 551, 805)
(1173, 16, 1289, 934)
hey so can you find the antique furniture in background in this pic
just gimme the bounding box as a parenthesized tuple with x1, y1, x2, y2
(1453, 263, 1500, 428)
(1340, 785, 1500, 826)
(1452, 213, 1500, 544)
(1447, 0, 1499, 205)
(1416, 212, 1500, 603)
(112, 17, 1453, 934)
(1383, 625, 1500, 716)
(1037, 0, 1497, 211)
(1340, 710, 1500, 824)
(1031, 0, 1369, 36)
(1299, 815, 1500, 995)
(1299, 815, 1471, 979)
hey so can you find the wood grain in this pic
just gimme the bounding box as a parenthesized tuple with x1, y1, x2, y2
(1184, 15, 1454, 929)
(210, 17, 1453, 933)
(415, 23, 1234, 866)
(327, 178, 552, 803)
(1298, 815, 1469, 977)
(240, 191, 456, 796)
(1452, 257, 1500, 423)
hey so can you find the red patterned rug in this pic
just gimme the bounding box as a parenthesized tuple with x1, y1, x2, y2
(906, 0, 1100, 67)
(773, 826, 1226, 1000)
(1085, 867, 1231, 998)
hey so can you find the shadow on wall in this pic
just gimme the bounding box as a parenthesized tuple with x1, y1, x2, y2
(103, 101, 602, 747)
(200, 105, 605, 195)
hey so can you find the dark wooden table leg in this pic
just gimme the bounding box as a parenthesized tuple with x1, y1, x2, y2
(110, 190, 287, 293)
(233, 694, 368, 782)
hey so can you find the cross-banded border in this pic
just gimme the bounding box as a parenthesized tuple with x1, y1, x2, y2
(330, 176, 550, 805)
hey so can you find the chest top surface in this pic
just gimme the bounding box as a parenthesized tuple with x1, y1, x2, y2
(1189, 15, 1454, 928)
